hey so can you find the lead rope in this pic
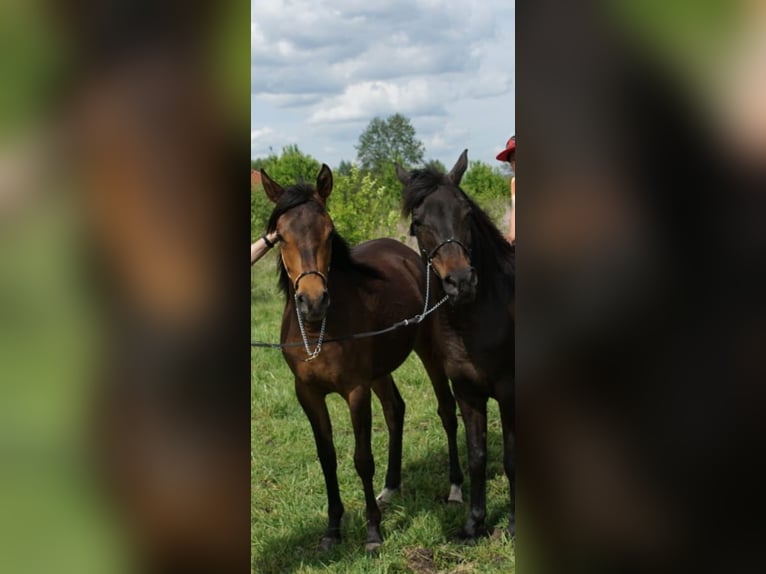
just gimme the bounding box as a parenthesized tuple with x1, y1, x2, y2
(415, 261, 448, 322)
(285, 261, 445, 361)
(294, 291, 327, 362)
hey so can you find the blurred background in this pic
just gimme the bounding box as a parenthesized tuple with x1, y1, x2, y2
(3, 0, 766, 572)
(0, 1, 249, 573)
(519, 1, 766, 572)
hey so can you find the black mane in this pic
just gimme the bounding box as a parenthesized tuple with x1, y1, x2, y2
(266, 182, 383, 296)
(401, 167, 449, 219)
(401, 167, 515, 297)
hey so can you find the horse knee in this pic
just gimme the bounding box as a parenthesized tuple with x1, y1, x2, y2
(468, 449, 486, 474)
(354, 453, 375, 477)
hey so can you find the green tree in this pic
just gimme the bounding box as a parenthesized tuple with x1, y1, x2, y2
(461, 160, 510, 201)
(356, 113, 425, 171)
(355, 114, 425, 192)
(329, 165, 402, 246)
(336, 159, 353, 177)
(252, 144, 321, 184)
(461, 160, 511, 229)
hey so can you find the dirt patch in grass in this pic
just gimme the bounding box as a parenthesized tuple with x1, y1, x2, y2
(404, 547, 437, 574)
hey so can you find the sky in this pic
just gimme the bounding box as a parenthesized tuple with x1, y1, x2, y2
(251, 0, 515, 170)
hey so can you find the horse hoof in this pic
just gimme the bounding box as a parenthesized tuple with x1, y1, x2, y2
(446, 484, 463, 504)
(376, 487, 398, 505)
(455, 523, 487, 542)
(365, 541, 382, 553)
(319, 536, 339, 551)
(453, 530, 479, 545)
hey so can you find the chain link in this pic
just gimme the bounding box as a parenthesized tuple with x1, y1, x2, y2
(294, 291, 327, 362)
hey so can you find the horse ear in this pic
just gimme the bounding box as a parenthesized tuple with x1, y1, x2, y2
(448, 149, 469, 185)
(260, 169, 283, 203)
(395, 163, 411, 187)
(316, 163, 333, 200)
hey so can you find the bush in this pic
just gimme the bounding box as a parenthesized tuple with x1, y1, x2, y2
(329, 165, 403, 246)
(461, 160, 511, 230)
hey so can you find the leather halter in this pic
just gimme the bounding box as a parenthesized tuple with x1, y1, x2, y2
(423, 237, 472, 263)
(293, 269, 328, 291)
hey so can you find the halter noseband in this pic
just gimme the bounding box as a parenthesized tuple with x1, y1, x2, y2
(293, 269, 328, 291)
(423, 237, 472, 263)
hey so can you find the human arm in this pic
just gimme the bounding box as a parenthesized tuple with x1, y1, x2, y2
(251, 231, 279, 265)
(507, 176, 515, 244)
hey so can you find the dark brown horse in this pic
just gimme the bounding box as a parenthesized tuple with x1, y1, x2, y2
(397, 150, 516, 538)
(260, 164, 463, 552)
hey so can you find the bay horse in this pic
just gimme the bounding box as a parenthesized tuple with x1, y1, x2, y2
(397, 150, 516, 538)
(260, 164, 464, 552)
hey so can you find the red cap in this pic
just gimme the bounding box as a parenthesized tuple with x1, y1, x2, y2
(496, 135, 516, 162)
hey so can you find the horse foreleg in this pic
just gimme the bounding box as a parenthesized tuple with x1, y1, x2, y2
(372, 375, 405, 505)
(347, 384, 382, 552)
(455, 388, 489, 538)
(295, 381, 344, 550)
(415, 343, 464, 503)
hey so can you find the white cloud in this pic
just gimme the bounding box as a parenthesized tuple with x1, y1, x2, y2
(250, 127, 274, 142)
(251, 0, 515, 166)
(308, 79, 445, 124)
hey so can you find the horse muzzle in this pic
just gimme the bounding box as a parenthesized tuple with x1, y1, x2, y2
(296, 290, 330, 322)
(443, 267, 477, 305)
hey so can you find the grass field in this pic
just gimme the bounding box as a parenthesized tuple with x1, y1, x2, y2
(251, 256, 514, 573)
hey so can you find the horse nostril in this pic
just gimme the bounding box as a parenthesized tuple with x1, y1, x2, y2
(444, 274, 458, 292)
(296, 293, 307, 307)
(319, 291, 329, 307)
(469, 267, 478, 287)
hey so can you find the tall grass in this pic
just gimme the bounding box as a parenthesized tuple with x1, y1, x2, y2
(251, 258, 514, 573)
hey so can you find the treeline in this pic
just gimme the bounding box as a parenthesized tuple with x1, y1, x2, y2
(251, 114, 510, 245)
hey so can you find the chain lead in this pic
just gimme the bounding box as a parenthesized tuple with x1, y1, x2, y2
(294, 291, 327, 361)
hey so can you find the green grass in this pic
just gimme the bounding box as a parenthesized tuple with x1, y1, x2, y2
(251, 260, 514, 573)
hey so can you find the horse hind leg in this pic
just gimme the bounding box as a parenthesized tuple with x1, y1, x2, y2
(372, 375, 405, 505)
(415, 341, 464, 503)
(294, 381, 344, 550)
(347, 384, 383, 552)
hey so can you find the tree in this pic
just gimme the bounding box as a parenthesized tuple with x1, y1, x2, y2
(461, 160, 511, 230)
(329, 165, 402, 246)
(355, 114, 425, 174)
(336, 159, 353, 177)
(252, 144, 321, 184)
(461, 160, 510, 201)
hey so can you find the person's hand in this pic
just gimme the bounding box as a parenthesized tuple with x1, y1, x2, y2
(264, 231, 278, 246)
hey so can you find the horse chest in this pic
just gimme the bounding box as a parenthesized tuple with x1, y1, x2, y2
(439, 304, 512, 385)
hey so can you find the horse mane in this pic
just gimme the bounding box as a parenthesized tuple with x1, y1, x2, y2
(266, 182, 383, 296)
(401, 166, 515, 297)
(401, 167, 447, 219)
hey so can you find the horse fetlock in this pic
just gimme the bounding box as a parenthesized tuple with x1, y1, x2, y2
(376, 486, 399, 505)
(319, 534, 340, 552)
(365, 524, 383, 552)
